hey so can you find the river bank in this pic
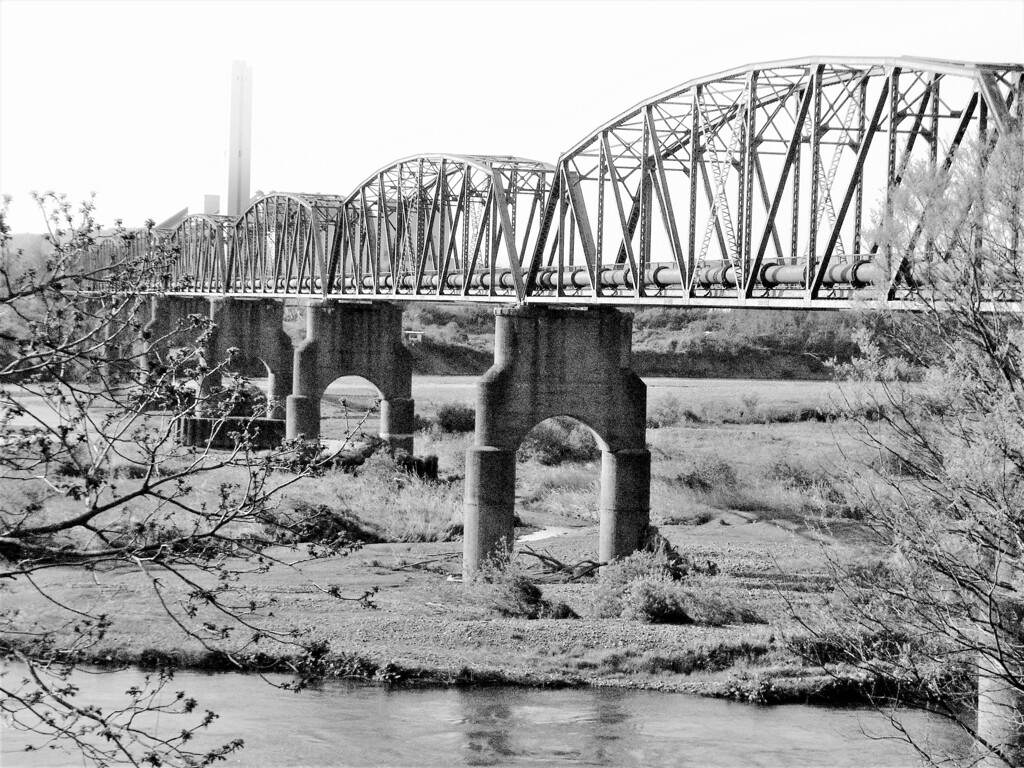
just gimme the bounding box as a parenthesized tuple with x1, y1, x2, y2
(3, 509, 880, 706)
(3, 377, 902, 709)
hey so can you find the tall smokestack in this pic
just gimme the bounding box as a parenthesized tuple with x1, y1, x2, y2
(227, 60, 252, 216)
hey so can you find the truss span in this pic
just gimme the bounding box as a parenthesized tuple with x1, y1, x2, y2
(85, 57, 1022, 308)
(529, 57, 1023, 308)
(337, 155, 554, 302)
(167, 214, 234, 292)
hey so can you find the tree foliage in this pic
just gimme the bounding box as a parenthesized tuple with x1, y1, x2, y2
(805, 135, 1024, 766)
(0, 194, 360, 766)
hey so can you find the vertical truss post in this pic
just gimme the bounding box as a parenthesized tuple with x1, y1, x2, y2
(739, 71, 758, 297)
(638, 115, 652, 299)
(687, 91, 699, 290)
(807, 65, 823, 299)
(791, 92, 803, 263)
(556, 174, 567, 299)
(416, 159, 426, 276)
(885, 67, 901, 277)
(437, 162, 449, 295)
(854, 76, 868, 255)
(597, 143, 607, 262)
(927, 74, 940, 262)
(1013, 75, 1022, 266)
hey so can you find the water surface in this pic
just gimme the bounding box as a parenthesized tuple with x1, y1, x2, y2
(2, 668, 970, 767)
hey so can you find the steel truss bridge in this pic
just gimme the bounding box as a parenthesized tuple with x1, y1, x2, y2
(89, 57, 1023, 309)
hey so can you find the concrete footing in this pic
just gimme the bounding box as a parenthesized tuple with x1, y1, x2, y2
(285, 301, 414, 453)
(463, 306, 649, 577)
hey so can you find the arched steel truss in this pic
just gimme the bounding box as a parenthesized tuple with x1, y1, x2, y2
(166, 214, 234, 292)
(340, 155, 554, 300)
(228, 193, 346, 294)
(81, 229, 175, 287)
(88, 57, 1022, 307)
(532, 57, 1023, 307)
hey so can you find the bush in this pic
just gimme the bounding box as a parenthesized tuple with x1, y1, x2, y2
(518, 418, 600, 465)
(436, 403, 476, 433)
(466, 554, 577, 619)
(680, 579, 765, 626)
(647, 394, 693, 428)
(593, 548, 761, 626)
(263, 502, 381, 551)
(620, 577, 691, 623)
(766, 459, 864, 519)
(676, 456, 737, 492)
(592, 549, 683, 619)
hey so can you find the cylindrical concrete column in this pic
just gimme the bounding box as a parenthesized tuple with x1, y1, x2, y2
(269, 328, 295, 418)
(977, 568, 1024, 767)
(381, 397, 415, 454)
(463, 446, 517, 578)
(286, 394, 320, 440)
(977, 659, 1024, 766)
(598, 448, 652, 563)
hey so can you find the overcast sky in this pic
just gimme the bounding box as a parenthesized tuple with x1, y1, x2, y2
(1, 0, 1022, 233)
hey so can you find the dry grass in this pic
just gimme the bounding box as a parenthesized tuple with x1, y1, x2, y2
(280, 452, 464, 544)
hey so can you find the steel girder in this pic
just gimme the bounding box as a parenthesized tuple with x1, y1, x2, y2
(530, 57, 1023, 308)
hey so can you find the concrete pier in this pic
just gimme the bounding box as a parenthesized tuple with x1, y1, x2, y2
(286, 301, 414, 453)
(463, 306, 649, 576)
(206, 298, 293, 417)
(141, 295, 211, 380)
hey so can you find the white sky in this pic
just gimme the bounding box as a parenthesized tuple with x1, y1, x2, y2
(1, 0, 1022, 233)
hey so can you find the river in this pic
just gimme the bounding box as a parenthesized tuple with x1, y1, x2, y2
(2, 667, 970, 767)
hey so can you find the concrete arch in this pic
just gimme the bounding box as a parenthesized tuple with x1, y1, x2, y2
(464, 305, 649, 575)
(286, 301, 414, 453)
(322, 373, 386, 400)
(497, 409, 610, 456)
(516, 413, 610, 455)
